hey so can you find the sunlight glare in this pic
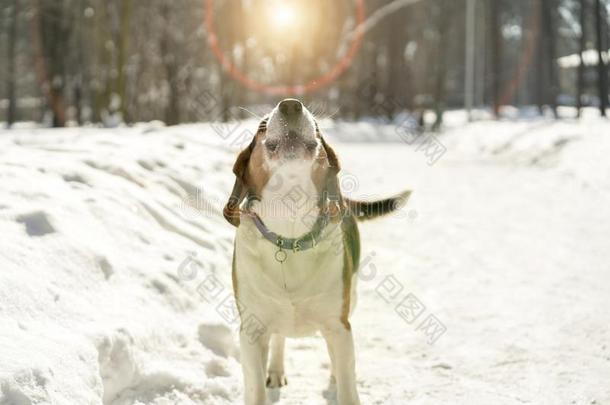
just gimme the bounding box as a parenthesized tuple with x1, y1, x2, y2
(272, 4, 297, 28)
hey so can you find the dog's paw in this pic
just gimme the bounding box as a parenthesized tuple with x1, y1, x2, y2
(266, 371, 288, 388)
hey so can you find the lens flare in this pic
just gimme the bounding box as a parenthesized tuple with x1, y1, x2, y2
(272, 4, 297, 28)
(205, 0, 367, 96)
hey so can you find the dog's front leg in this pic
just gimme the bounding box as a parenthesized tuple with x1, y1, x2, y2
(240, 329, 270, 405)
(322, 327, 361, 405)
(266, 334, 287, 388)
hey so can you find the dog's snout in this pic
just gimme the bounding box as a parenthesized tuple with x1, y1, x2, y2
(265, 98, 317, 161)
(278, 99, 303, 117)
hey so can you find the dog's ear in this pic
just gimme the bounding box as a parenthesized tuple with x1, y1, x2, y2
(223, 136, 256, 227)
(318, 133, 345, 222)
(319, 135, 341, 172)
(223, 118, 269, 227)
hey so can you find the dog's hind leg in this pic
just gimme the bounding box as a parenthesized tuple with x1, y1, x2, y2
(324, 337, 337, 386)
(266, 334, 287, 388)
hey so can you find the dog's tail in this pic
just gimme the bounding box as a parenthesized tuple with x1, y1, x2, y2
(345, 190, 412, 221)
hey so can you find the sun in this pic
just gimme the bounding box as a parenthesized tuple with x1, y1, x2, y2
(271, 4, 297, 28)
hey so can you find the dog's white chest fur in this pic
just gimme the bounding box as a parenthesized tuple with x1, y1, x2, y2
(234, 162, 349, 337)
(235, 221, 346, 336)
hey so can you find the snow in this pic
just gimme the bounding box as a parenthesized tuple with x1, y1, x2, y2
(557, 48, 610, 68)
(1, 110, 609, 404)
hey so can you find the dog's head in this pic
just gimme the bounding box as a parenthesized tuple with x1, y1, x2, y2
(223, 99, 341, 227)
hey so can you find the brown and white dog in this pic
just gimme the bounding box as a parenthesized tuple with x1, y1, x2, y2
(223, 99, 410, 405)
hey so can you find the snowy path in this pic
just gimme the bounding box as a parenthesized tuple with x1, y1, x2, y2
(335, 141, 610, 405)
(1, 118, 609, 404)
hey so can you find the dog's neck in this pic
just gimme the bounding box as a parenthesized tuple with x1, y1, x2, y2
(249, 160, 321, 239)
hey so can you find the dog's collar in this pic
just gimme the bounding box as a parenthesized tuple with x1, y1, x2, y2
(244, 211, 330, 261)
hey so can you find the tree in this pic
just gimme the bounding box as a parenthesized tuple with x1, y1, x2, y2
(464, 0, 477, 121)
(6, 0, 18, 127)
(489, 0, 502, 118)
(536, 0, 559, 117)
(384, 4, 404, 119)
(432, 0, 452, 129)
(32, 0, 70, 127)
(594, 0, 608, 116)
(577, 0, 588, 118)
(542, 0, 559, 118)
(160, 3, 180, 125)
(116, 0, 132, 122)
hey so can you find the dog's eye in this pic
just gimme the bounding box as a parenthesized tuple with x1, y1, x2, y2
(306, 140, 318, 151)
(265, 140, 279, 153)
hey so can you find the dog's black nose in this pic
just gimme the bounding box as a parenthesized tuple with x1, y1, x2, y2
(278, 99, 303, 117)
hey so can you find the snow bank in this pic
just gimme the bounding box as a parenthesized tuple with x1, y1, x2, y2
(0, 124, 243, 404)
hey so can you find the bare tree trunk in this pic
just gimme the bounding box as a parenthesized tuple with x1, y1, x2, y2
(385, 5, 405, 120)
(93, 1, 112, 124)
(6, 0, 18, 128)
(31, 0, 68, 127)
(116, 0, 132, 123)
(475, 0, 486, 109)
(489, 0, 502, 118)
(594, 0, 608, 117)
(535, 0, 546, 114)
(542, 0, 559, 118)
(73, 0, 87, 125)
(217, 1, 235, 123)
(577, 0, 587, 118)
(236, 0, 249, 118)
(433, 0, 451, 130)
(464, 0, 477, 121)
(160, 4, 180, 126)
